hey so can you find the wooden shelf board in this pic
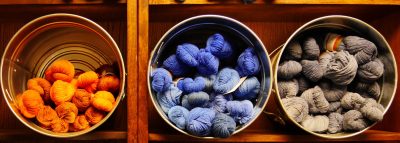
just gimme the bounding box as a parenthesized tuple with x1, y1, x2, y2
(149, 0, 400, 5)
(0, 0, 126, 5)
(149, 130, 400, 142)
(0, 129, 126, 140)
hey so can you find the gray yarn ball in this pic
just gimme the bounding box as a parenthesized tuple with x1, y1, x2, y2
(343, 110, 368, 131)
(303, 37, 320, 60)
(285, 42, 303, 60)
(357, 58, 384, 82)
(319, 80, 347, 102)
(360, 98, 384, 122)
(282, 97, 309, 123)
(319, 52, 334, 75)
(301, 115, 329, 133)
(341, 92, 365, 110)
(328, 112, 343, 134)
(300, 86, 330, 114)
(278, 79, 299, 98)
(297, 75, 311, 94)
(325, 51, 358, 85)
(278, 60, 302, 80)
(341, 36, 378, 65)
(328, 101, 342, 113)
(301, 60, 324, 82)
(355, 82, 381, 99)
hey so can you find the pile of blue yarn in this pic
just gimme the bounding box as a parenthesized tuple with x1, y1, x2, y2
(151, 33, 262, 138)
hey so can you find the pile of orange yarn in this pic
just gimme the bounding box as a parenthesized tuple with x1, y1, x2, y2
(17, 60, 120, 133)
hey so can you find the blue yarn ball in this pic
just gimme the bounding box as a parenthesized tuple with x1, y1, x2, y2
(210, 95, 229, 113)
(163, 54, 189, 76)
(233, 77, 261, 100)
(157, 85, 182, 113)
(226, 100, 254, 124)
(151, 68, 172, 93)
(212, 113, 236, 138)
(203, 75, 216, 91)
(188, 91, 210, 108)
(176, 43, 200, 67)
(197, 49, 219, 76)
(177, 77, 206, 93)
(168, 106, 189, 130)
(236, 48, 260, 77)
(213, 68, 240, 94)
(187, 107, 216, 136)
(205, 33, 233, 59)
(181, 94, 192, 110)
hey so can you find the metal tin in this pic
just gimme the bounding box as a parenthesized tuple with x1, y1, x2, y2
(0, 13, 126, 138)
(273, 15, 397, 139)
(148, 15, 273, 138)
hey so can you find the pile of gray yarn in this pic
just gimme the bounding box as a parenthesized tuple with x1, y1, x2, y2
(278, 34, 385, 134)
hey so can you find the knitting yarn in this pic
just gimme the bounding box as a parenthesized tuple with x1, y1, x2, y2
(210, 95, 229, 113)
(301, 115, 329, 133)
(300, 86, 329, 114)
(197, 49, 219, 75)
(205, 33, 233, 59)
(277, 60, 302, 80)
(187, 91, 210, 108)
(301, 60, 324, 82)
(151, 68, 172, 93)
(357, 58, 384, 82)
(282, 97, 309, 123)
(328, 101, 342, 113)
(236, 48, 260, 77)
(168, 106, 189, 130)
(341, 92, 365, 110)
(284, 41, 302, 60)
(360, 98, 384, 122)
(177, 77, 206, 93)
(27, 78, 51, 104)
(343, 110, 368, 131)
(233, 77, 260, 100)
(213, 68, 240, 94)
(187, 107, 216, 136)
(181, 94, 191, 110)
(319, 80, 347, 102)
(18, 90, 44, 119)
(278, 79, 299, 98)
(163, 54, 190, 76)
(328, 113, 343, 134)
(303, 37, 320, 60)
(297, 75, 311, 94)
(325, 51, 358, 85)
(226, 100, 253, 124)
(212, 113, 236, 138)
(157, 85, 182, 113)
(203, 75, 216, 91)
(176, 43, 200, 67)
(355, 82, 380, 99)
(319, 52, 334, 75)
(341, 36, 377, 65)
(45, 60, 75, 83)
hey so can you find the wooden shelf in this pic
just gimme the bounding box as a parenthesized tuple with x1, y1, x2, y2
(149, 0, 400, 5)
(0, 0, 126, 5)
(149, 130, 400, 142)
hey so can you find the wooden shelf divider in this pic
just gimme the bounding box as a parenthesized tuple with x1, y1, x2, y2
(0, 130, 126, 140)
(149, 0, 400, 5)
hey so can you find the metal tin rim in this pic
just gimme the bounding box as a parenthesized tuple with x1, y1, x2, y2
(0, 13, 126, 138)
(273, 15, 398, 139)
(147, 14, 273, 139)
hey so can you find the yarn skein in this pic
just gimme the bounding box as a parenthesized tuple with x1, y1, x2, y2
(319, 80, 347, 102)
(157, 85, 182, 113)
(300, 86, 330, 114)
(187, 107, 216, 136)
(319, 51, 334, 75)
(301, 60, 324, 82)
(303, 37, 320, 60)
(360, 98, 384, 122)
(278, 79, 299, 98)
(236, 48, 260, 77)
(284, 41, 302, 60)
(187, 91, 210, 108)
(197, 49, 219, 76)
(168, 106, 189, 130)
(355, 82, 381, 99)
(233, 77, 260, 100)
(205, 33, 233, 59)
(210, 94, 229, 113)
(325, 51, 358, 85)
(328, 113, 343, 134)
(357, 58, 384, 82)
(213, 68, 240, 94)
(282, 97, 309, 123)
(176, 43, 200, 67)
(226, 100, 253, 124)
(151, 68, 173, 93)
(212, 113, 236, 138)
(177, 77, 206, 93)
(341, 92, 365, 110)
(300, 115, 329, 133)
(163, 54, 190, 76)
(341, 36, 378, 65)
(296, 75, 311, 94)
(343, 110, 368, 131)
(278, 60, 302, 80)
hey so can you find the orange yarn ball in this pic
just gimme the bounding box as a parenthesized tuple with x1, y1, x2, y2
(45, 60, 75, 83)
(98, 75, 120, 93)
(77, 71, 99, 93)
(27, 78, 51, 104)
(36, 106, 59, 128)
(72, 89, 92, 112)
(18, 90, 44, 118)
(85, 107, 105, 125)
(50, 80, 76, 105)
(91, 91, 115, 112)
(55, 102, 79, 123)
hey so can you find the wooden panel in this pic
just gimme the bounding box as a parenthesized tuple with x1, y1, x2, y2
(0, 4, 128, 141)
(147, 4, 400, 142)
(0, 0, 126, 5)
(149, 0, 400, 5)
